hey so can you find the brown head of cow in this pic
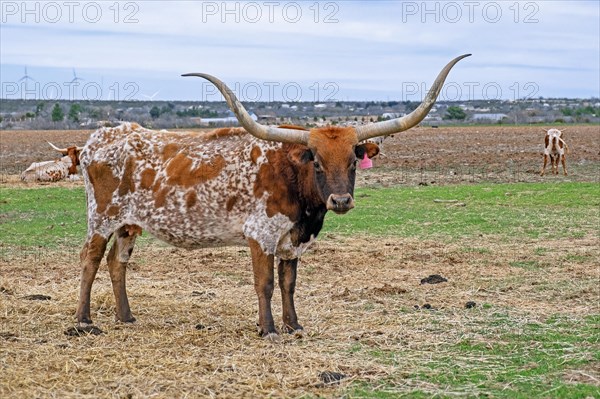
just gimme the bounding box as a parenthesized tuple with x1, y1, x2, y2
(76, 54, 469, 339)
(47, 141, 83, 176)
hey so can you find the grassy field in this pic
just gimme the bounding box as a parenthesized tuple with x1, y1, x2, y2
(1, 182, 599, 398)
(1, 182, 598, 250)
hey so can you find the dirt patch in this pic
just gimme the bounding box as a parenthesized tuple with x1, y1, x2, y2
(64, 326, 104, 336)
(2, 125, 598, 185)
(22, 294, 51, 301)
(420, 274, 448, 285)
(358, 125, 599, 186)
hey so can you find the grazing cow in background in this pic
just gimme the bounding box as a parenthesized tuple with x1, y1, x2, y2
(540, 128, 569, 176)
(20, 142, 82, 182)
(75, 54, 470, 339)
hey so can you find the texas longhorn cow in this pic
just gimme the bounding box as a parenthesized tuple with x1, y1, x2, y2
(540, 128, 569, 176)
(76, 54, 470, 338)
(20, 142, 82, 182)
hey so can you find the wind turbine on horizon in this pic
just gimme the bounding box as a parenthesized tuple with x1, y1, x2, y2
(19, 66, 36, 93)
(69, 68, 85, 84)
(142, 90, 160, 101)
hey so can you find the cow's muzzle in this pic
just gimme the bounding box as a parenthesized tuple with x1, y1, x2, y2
(327, 194, 355, 214)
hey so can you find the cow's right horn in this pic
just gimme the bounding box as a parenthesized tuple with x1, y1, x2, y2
(355, 54, 471, 141)
(182, 73, 309, 145)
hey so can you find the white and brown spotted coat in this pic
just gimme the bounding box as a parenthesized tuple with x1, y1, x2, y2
(81, 122, 312, 259)
(541, 128, 568, 176)
(21, 146, 81, 182)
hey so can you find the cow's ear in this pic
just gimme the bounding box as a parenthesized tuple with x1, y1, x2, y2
(288, 147, 313, 165)
(355, 143, 380, 159)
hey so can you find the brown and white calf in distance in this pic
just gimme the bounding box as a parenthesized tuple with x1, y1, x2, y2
(20, 142, 83, 182)
(75, 54, 470, 339)
(540, 128, 569, 176)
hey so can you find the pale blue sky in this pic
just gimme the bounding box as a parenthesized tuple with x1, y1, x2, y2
(1, 1, 599, 101)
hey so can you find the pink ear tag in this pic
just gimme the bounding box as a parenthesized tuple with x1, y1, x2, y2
(359, 153, 373, 169)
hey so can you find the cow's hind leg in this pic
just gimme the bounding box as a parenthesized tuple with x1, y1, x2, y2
(76, 234, 109, 325)
(248, 238, 278, 339)
(561, 154, 568, 175)
(106, 225, 140, 323)
(540, 154, 548, 176)
(278, 258, 303, 335)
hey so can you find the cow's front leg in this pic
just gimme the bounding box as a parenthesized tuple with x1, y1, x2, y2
(76, 234, 109, 325)
(278, 258, 303, 334)
(248, 239, 277, 339)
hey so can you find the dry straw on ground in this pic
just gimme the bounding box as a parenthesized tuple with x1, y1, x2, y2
(1, 234, 598, 398)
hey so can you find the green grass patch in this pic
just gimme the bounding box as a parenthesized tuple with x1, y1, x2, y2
(0, 187, 87, 248)
(509, 260, 540, 269)
(325, 182, 599, 240)
(348, 314, 600, 398)
(1, 182, 598, 252)
(564, 253, 594, 263)
(0, 186, 160, 255)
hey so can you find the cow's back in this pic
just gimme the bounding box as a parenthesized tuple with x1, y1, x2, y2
(81, 123, 280, 248)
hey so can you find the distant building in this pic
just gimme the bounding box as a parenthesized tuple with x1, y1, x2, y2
(194, 111, 258, 126)
(471, 113, 508, 122)
(257, 114, 277, 123)
(381, 112, 404, 119)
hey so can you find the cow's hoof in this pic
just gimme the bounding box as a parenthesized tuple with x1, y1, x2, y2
(76, 320, 94, 327)
(262, 332, 281, 342)
(283, 324, 304, 337)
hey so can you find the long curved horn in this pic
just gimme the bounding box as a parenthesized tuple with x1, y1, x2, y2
(182, 73, 309, 145)
(47, 141, 67, 153)
(76, 146, 84, 152)
(355, 54, 471, 142)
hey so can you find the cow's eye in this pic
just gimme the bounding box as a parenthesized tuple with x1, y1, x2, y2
(313, 162, 323, 172)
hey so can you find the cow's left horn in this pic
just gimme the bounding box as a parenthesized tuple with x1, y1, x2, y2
(182, 73, 309, 145)
(47, 141, 67, 153)
(355, 54, 471, 141)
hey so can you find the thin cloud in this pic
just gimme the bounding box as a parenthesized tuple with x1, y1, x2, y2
(1, 1, 598, 100)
